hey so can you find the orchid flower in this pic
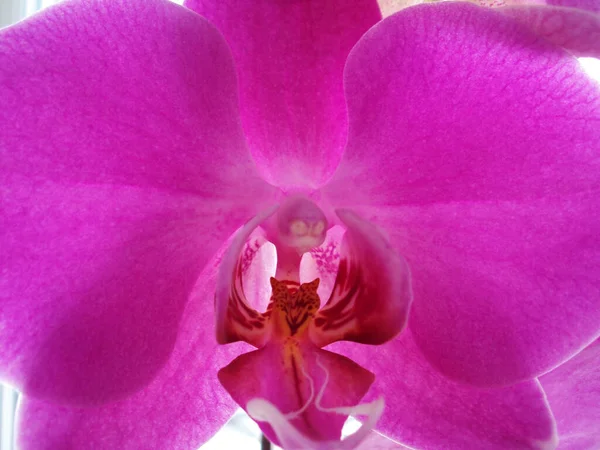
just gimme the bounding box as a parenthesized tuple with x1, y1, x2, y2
(1, 0, 600, 449)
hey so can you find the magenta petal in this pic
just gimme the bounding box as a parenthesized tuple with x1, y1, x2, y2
(0, 0, 275, 405)
(333, 331, 557, 450)
(328, 2, 600, 207)
(539, 339, 600, 449)
(309, 210, 412, 347)
(215, 207, 277, 347)
(324, 2, 600, 386)
(356, 432, 410, 449)
(546, 0, 600, 12)
(219, 342, 374, 445)
(17, 255, 239, 449)
(301, 225, 345, 303)
(499, 5, 600, 57)
(184, 0, 381, 189)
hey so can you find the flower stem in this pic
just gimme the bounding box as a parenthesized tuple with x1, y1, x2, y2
(260, 433, 271, 450)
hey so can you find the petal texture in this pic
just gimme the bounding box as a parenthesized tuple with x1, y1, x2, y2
(184, 0, 381, 189)
(0, 0, 275, 405)
(539, 339, 600, 450)
(332, 331, 558, 450)
(378, 2, 600, 57)
(499, 5, 600, 58)
(377, 0, 600, 16)
(219, 342, 374, 446)
(17, 251, 240, 450)
(546, 0, 600, 12)
(324, 2, 600, 386)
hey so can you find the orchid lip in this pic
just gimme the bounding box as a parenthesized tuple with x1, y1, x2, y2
(246, 354, 385, 450)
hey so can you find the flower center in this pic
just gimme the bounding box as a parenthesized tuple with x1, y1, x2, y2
(215, 199, 410, 448)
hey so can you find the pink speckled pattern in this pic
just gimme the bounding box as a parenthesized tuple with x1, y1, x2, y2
(324, 2, 600, 387)
(183, 0, 381, 189)
(0, 0, 275, 407)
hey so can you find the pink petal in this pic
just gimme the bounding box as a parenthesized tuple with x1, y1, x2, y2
(0, 0, 275, 405)
(377, 0, 599, 16)
(499, 5, 600, 57)
(17, 252, 240, 449)
(378, 1, 600, 58)
(323, 2, 600, 386)
(219, 342, 374, 446)
(309, 210, 412, 348)
(183, 0, 381, 189)
(539, 339, 600, 450)
(332, 330, 558, 450)
(240, 229, 277, 313)
(215, 207, 277, 348)
(356, 432, 411, 449)
(301, 225, 346, 304)
(546, 0, 600, 13)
